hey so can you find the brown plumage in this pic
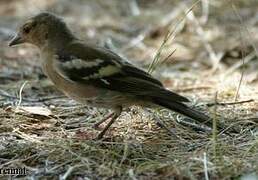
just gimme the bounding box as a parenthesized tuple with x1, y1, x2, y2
(9, 12, 213, 139)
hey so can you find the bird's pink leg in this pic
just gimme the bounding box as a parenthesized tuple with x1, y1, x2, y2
(92, 112, 115, 128)
(96, 107, 122, 139)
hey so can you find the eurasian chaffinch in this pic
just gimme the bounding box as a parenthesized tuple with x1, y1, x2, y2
(9, 12, 213, 139)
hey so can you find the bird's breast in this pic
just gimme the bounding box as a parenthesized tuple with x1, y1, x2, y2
(40, 52, 99, 103)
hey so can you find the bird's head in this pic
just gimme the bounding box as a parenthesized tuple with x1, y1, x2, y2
(9, 12, 73, 49)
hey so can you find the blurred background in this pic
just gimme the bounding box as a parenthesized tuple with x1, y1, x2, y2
(1, 0, 258, 100)
(0, 0, 258, 179)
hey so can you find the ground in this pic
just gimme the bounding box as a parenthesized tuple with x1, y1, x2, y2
(0, 0, 257, 179)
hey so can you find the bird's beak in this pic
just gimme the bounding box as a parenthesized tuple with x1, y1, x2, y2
(9, 34, 24, 47)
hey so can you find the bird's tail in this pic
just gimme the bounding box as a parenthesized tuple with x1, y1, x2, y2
(152, 98, 212, 127)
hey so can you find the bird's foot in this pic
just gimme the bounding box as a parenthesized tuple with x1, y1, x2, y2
(92, 112, 114, 129)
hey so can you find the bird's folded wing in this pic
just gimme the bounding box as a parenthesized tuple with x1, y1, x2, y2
(54, 42, 189, 102)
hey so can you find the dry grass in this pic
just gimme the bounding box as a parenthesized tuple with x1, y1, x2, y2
(0, 0, 257, 179)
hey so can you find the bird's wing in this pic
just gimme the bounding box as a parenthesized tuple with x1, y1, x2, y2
(54, 41, 189, 102)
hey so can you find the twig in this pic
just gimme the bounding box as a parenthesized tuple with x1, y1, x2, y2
(186, 8, 223, 71)
(232, 4, 247, 102)
(60, 164, 84, 180)
(148, 0, 202, 74)
(16, 81, 28, 108)
(206, 99, 254, 107)
(121, 30, 148, 52)
(224, 52, 256, 76)
(119, 142, 128, 166)
(176, 116, 212, 132)
(151, 110, 189, 143)
(212, 92, 218, 159)
(128, 0, 140, 16)
(159, 49, 177, 66)
(230, 1, 258, 58)
(224, 1, 258, 78)
(234, 49, 245, 101)
(0, 90, 65, 103)
(153, 114, 180, 139)
(241, 118, 258, 123)
(176, 85, 213, 92)
(128, 169, 137, 180)
(37, 95, 67, 102)
(200, 0, 209, 24)
(12, 128, 42, 144)
(203, 152, 209, 180)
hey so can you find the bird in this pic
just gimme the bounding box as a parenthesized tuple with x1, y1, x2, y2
(9, 12, 213, 139)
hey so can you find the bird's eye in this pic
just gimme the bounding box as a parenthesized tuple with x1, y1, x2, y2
(23, 26, 31, 34)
